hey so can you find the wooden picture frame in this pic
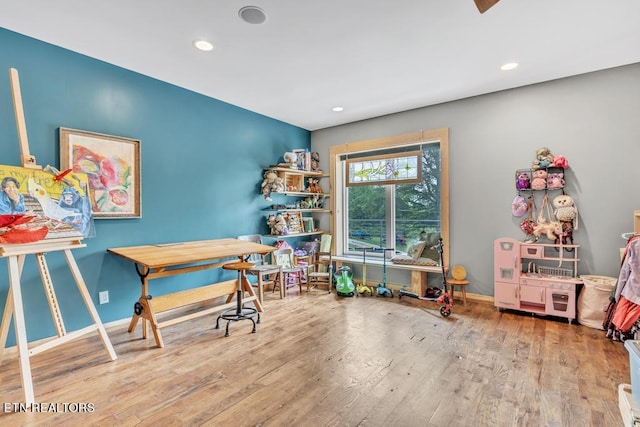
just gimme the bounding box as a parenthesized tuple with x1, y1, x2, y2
(60, 127, 141, 218)
(302, 217, 315, 233)
(286, 212, 303, 234)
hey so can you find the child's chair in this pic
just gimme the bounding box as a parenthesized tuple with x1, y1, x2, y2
(307, 234, 333, 293)
(237, 234, 283, 302)
(446, 265, 470, 306)
(272, 247, 305, 296)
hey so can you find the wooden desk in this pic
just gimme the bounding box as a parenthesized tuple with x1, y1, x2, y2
(0, 237, 117, 405)
(107, 238, 275, 348)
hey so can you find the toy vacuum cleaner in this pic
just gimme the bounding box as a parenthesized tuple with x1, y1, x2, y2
(335, 265, 356, 297)
(398, 237, 452, 317)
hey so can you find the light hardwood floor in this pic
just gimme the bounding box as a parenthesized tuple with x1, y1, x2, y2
(0, 288, 631, 426)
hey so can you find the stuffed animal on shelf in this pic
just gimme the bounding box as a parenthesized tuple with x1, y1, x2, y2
(306, 177, 322, 194)
(546, 172, 565, 190)
(267, 213, 289, 235)
(532, 147, 555, 170)
(266, 214, 276, 234)
(261, 170, 285, 201)
(553, 154, 569, 169)
(310, 152, 321, 172)
(516, 172, 530, 190)
(531, 169, 548, 190)
(283, 152, 297, 165)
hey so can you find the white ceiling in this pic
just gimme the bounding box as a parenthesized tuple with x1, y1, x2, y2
(2, 1, 640, 131)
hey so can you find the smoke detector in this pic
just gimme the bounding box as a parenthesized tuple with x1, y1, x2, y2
(238, 6, 267, 24)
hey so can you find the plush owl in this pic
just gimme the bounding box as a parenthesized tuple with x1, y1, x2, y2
(553, 194, 578, 246)
(547, 172, 565, 190)
(516, 172, 530, 190)
(553, 194, 578, 227)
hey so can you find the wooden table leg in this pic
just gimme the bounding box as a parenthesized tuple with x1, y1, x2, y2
(125, 265, 165, 347)
(128, 294, 164, 347)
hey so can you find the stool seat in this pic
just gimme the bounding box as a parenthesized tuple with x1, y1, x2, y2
(223, 261, 255, 271)
(446, 278, 469, 306)
(216, 261, 259, 336)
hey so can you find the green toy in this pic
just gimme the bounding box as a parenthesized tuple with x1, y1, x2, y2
(334, 265, 355, 297)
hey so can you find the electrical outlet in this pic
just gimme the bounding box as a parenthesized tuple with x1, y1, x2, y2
(99, 291, 109, 304)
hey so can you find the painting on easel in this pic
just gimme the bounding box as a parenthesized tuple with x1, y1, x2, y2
(0, 165, 94, 241)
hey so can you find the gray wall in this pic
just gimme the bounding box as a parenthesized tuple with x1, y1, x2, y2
(311, 63, 640, 297)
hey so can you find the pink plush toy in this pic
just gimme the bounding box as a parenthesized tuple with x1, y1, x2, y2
(531, 169, 547, 190)
(547, 172, 565, 190)
(553, 155, 569, 169)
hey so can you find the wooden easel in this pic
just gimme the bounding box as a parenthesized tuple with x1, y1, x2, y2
(8, 68, 41, 170)
(0, 68, 116, 405)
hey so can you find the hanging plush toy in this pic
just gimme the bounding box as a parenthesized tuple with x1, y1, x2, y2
(553, 194, 578, 246)
(531, 169, 547, 190)
(515, 172, 530, 190)
(546, 172, 565, 190)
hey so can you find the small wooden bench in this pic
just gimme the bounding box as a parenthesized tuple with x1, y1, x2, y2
(332, 255, 447, 298)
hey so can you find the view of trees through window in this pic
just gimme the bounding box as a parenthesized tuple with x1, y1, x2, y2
(346, 143, 441, 254)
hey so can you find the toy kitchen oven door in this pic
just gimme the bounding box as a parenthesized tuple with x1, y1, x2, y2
(546, 281, 577, 319)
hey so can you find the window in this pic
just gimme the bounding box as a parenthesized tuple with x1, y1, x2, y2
(329, 129, 449, 263)
(346, 151, 422, 186)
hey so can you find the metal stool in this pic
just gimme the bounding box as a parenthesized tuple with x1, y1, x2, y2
(216, 261, 259, 336)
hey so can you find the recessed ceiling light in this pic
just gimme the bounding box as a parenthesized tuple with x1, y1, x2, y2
(193, 40, 214, 51)
(501, 62, 519, 71)
(332, 106, 344, 112)
(239, 6, 267, 24)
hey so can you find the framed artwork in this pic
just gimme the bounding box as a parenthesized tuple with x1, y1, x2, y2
(0, 164, 94, 241)
(292, 149, 308, 171)
(60, 128, 141, 218)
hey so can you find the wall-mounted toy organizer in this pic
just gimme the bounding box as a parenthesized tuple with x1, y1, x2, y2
(512, 148, 576, 247)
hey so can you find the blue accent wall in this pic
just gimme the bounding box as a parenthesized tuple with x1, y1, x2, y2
(0, 28, 310, 346)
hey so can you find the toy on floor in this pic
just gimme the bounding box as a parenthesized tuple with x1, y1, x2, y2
(356, 282, 373, 295)
(357, 247, 375, 296)
(398, 237, 452, 317)
(375, 248, 395, 298)
(334, 265, 355, 297)
(376, 283, 393, 297)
